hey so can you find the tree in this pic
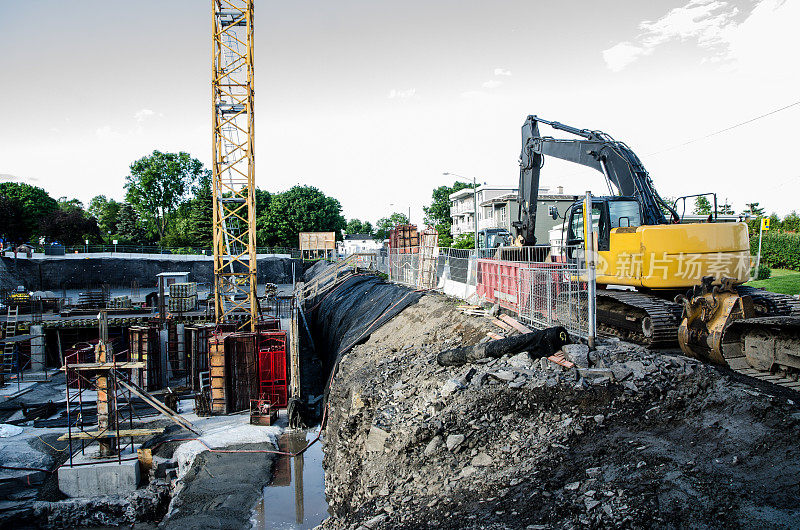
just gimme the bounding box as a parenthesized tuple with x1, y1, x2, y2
(254, 188, 271, 216)
(116, 203, 143, 243)
(345, 219, 374, 236)
(719, 198, 734, 215)
(0, 194, 28, 246)
(743, 202, 765, 218)
(424, 181, 477, 249)
(782, 211, 800, 232)
(423, 181, 475, 226)
(124, 151, 205, 240)
(185, 171, 213, 247)
(256, 185, 347, 248)
(39, 209, 100, 245)
(453, 232, 475, 249)
(374, 212, 410, 241)
(88, 195, 123, 237)
(0, 182, 58, 243)
(693, 196, 712, 216)
(435, 222, 454, 248)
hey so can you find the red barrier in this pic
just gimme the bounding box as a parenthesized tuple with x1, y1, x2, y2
(477, 259, 568, 315)
(257, 331, 288, 408)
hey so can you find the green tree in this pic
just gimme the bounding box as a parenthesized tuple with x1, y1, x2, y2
(345, 219, 374, 236)
(116, 203, 143, 243)
(423, 181, 475, 226)
(124, 151, 204, 241)
(424, 181, 477, 249)
(254, 188, 271, 216)
(374, 213, 410, 241)
(256, 185, 346, 248)
(88, 195, 123, 237)
(0, 182, 58, 243)
(693, 196, 712, 215)
(782, 211, 800, 232)
(719, 198, 734, 215)
(0, 194, 27, 246)
(743, 202, 765, 218)
(453, 232, 475, 249)
(39, 209, 100, 245)
(186, 171, 213, 247)
(435, 222, 454, 248)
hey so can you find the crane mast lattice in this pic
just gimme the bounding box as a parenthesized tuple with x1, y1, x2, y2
(212, 0, 257, 331)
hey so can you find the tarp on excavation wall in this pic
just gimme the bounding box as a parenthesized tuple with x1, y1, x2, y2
(306, 274, 423, 390)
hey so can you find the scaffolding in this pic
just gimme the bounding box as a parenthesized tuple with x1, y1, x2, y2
(212, 0, 257, 331)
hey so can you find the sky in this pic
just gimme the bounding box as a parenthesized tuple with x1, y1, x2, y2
(1, 0, 798, 226)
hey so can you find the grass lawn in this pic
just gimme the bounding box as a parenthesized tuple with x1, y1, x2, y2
(745, 268, 800, 295)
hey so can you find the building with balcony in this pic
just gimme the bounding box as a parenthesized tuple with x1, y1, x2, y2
(450, 184, 579, 245)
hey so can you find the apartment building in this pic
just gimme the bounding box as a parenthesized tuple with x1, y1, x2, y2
(450, 184, 579, 244)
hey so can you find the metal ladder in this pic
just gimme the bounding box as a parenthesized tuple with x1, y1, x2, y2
(2, 306, 19, 374)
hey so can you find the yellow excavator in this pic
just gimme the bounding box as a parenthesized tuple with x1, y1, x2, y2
(512, 115, 800, 388)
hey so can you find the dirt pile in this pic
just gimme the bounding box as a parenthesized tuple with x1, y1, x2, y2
(321, 294, 800, 528)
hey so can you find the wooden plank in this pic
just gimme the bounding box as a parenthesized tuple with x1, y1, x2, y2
(114, 372, 199, 434)
(486, 332, 504, 341)
(62, 362, 146, 371)
(547, 352, 575, 368)
(58, 428, 164, 441)
(490, 317, 514, 332)
(498, 314, 533, 334)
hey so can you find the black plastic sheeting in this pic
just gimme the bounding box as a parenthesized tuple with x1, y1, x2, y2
(307, 274, 423, 393)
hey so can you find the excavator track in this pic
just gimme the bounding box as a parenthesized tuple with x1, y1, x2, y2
(721, 288, 800, 392)
(678, 281, 800, 393)
(596, 290, 683, 347)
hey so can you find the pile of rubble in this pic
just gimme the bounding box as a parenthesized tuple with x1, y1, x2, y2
(321, 294, 800, 528)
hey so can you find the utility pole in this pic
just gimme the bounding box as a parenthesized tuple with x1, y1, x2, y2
(212, 0, 258, 331)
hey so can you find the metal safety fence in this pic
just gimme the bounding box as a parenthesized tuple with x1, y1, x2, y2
(367, 246, 593, 340)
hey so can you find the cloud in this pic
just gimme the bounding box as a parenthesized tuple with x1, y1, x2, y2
(602, 0, 746, 71)
(134, 108, 155, 122)
(95, 125, 119, 139)
(481, 79, 503, 89)
(0, 173, 38, 183)
(493, 68, 512, 76)
(460, 90, 489, 99)
(387, 88, 416, 99)
(602, 41, 654, 72)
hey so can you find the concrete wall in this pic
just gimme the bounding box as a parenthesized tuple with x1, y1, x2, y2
(0, 256, 302, 290)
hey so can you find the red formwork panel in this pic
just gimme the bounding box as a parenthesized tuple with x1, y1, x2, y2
(257, 331, 288, 409)
(477, 259, 568, 314)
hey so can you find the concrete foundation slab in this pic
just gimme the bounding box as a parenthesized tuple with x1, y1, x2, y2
(58, 459, 140, 498)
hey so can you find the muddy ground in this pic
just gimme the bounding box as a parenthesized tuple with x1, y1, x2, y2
(320, 294, 800, 528)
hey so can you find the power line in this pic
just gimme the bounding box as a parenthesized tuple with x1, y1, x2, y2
(648, 99, 800, 156)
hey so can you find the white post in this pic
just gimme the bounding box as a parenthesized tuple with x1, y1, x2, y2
(755, 220, 764, 280)
(584, 191, 597, 349)
(473, 177, 479, 250)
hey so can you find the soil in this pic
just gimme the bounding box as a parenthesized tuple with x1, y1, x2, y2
(319, 293, 800, 528)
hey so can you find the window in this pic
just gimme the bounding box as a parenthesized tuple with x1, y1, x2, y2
(499, 207, 506, 222)
(609, 200, 641, 228)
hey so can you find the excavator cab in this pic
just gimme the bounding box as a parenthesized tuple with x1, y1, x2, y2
(564, 197, 643, 260)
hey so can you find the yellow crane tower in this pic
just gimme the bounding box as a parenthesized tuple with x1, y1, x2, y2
(211, 0, 257, 331)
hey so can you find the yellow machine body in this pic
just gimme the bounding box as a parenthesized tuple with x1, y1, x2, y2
(596, 222, 751, 290)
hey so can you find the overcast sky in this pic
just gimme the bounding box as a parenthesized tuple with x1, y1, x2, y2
(1, 0, 798, 225)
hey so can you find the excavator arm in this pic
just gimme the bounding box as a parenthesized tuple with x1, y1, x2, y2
(513, 115, 679, 245)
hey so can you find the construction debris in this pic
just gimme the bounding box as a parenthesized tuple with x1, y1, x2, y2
(320, 293, 800, 528)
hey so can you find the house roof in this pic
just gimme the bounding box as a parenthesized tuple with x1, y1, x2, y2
(344, 234, 375, 240)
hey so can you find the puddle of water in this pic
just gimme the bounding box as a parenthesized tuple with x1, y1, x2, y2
(251, 427, 330, 529)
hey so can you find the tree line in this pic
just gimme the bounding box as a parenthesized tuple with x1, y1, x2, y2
(0, 150, 424, 250)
